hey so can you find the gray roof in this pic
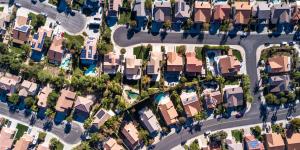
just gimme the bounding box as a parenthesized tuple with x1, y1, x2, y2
(269, 75, 290, 93)
(225, 87, 244, 107)
(139, 107, 161, 133)
(174, 0, 190, 19)
(133, 0, 146, 17)
(153, 1, 172, 22)
(256, 2, 272, 19)
(271, 3, 291, 24)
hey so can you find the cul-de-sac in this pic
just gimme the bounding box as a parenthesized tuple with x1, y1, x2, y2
(0, 0, 299, 150)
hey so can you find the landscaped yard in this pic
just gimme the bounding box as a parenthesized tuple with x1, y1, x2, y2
(118, 13, 131, 25)
(260, 46, 295, 62)
(133, 45, 151, 60)
(231, 129, 244, 143)
(0, 7, 4, 12)
(232, 49, 242, 61)
(15, 124, 28, 140)
(195, 47, 203, 60)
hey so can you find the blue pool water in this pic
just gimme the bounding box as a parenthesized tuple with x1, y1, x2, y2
(155, 93, 166, 104)
(126, 90, 139, 100)
(84, 64, 96, 76)
(60, 56, 71, 70)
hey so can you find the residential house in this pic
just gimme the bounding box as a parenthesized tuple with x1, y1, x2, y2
(139, 107, 162, 134)
(31, 26, 53, 61)
(92, 109, 115, 128)
(233, 2, 252, 25)
(121, 122, 139, 149)
(0, 12, 10, 36)
(104, 138, 124, 150)
(286, 132, 300, 150)
(265, 133, 285, 150)
(0, 74, 22, 96)
(80, 37, 98, 65)
(271, 3, 291, 24)
(125, 55, 142, 80)
(173, 0, 190, 23)
(204, 90, 223, 109)
(18, 80, 38, 98)
(153, 1, 172, 23)
(185, 52, 203, 76)
(48, 36, 65, 65)
(133, 0, 147, 28)
(218, 55, 241, 76)
(37, 142, 50, 150)
(244, 134, 265, 150)
(269, 75, 290, 93)
(225, 139, 243, 150)
(147, 51, 162, 81)
(254, 2, 272, 24)
(12, 15, 31, 45)
(84, 0, 101, 12)
(194, 1, 212, 23)
(37, 86, 53, 109)
(291, 2, 300, 23)
(108, 0, 122, 17)
(0, 127, 15, 150)
(158, 100, 178, 126)
(74, 95, 94, 121)
(55, 89, 76, 122)
(103, 52, 121, 74)
(166, 52, 183, 72)
(13, 134, 33, 150)
(213, 4, 231, 22)
(267, 55, 291, 73)
(224, 87, 244, 108)
(180, 91, 202, 117)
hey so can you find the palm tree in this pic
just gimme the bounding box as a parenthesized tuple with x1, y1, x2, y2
(163, 20, 172, 31)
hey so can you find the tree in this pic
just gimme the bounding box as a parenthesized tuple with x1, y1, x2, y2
(120, 48, 126, 55)
(287, 92, 296, 102)
(189, 139, 200, 150)
(138, 129, 150, 145)
(129, 20, 137, 29)
(194, 112, 207, 122)
(265, 93, 277, 105)
(8, 94, 19, 105)
(37, 70, 52, 84)
(38, 132, 47, 142)
(290, 118, 300, 131)
(50, 138, 64, 150)
(24, 97, 35, 108)
(21, 44, 31, 57)
(178, 117, 186, 125)
(66, 115, 73, 123)
(83, 117, 92, 129)
(250, 126, 262, 139)
(73, 142, 91, 150)
(145, 0, 152, 10)
(142, 75, 151, 89)
(47, 91, 59, 108)
(163, 20, 172, 30)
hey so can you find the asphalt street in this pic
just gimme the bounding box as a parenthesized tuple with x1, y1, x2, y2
(1, 0, 86, 34)
(0, 102, 83, 144)
(113, 27, 298, 149)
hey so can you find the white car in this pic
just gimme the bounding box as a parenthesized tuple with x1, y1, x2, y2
(15, 3, 22, 7)
(204, 130, 211, 136)
(281, 41, 288, 46)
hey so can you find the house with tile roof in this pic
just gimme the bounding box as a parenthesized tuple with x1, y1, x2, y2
(218, 55, 241, 76)
(121, 122, 139, 149)
(226, 139, 243, 150)
(233, 2, 252, 25)
(0, 74, 22, 96)
(153, 1, 172, 23)
(74, 95, 94, 122)
(36, 142, 50, 150)
(224, 87, 244, 108)
(108, 0, 123, 17)
(139, 107, 161, 134)
(147, 51, 162, 81)
(268, 75, 290, 93)
(0, 12, 10, 36)
(173, 0, 190, 23)
(13, 134, 33, 150)
(103, 52, 121, 74)
(80, 37, 98, 65)
(12, 15, 31, 45)
(267, 55, 291, 73)
(31, 26, 53, 61)
(265, 133, 285, 150)
(158, 99, 178, 126)
(244, 134, 265, 150)
(125, 55, 142, 80)
(92, 109, 115, 128)
(180, 91, 202, 117)
(166, 52, 183, 72)
(48, 36, 65, 65)
(254, 2, 272, 24)
(204, 89, 223, 109)
(185, 52, 203, 76)
(194, 1, 212, 23)
(0, 127, 15, 150)
(37, 86, 53, 109)
(55, 89, 76, 122)
(291, 2, 300, 23)
(271, 3, 291, 24)
(286, 132, 300, 150)
(18, 80, 38, 98)
(104, 138, 124, 150)
(133, 0, 147, 28)
(213, 3, 231, 22)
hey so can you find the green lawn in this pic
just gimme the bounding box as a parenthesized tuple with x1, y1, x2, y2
(0, 7, 4, 12)
(118, 13, 131, 25)
(133, 46, 150, 60)
(15, 124, 28, 140)
(231, 129, 243, 143)
(232, 50, 242, 61)
(195, 47, 203, 60)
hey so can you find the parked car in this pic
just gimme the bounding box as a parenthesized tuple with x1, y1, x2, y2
(289, 41, 296, 46)
(281, 41, 288, 46)
(56, 20, 61, 25)
(287, 116, 294, 121)
(264, 42, 270, 47)
(204, 130, 211, 136)
(15, 3, 22, 7)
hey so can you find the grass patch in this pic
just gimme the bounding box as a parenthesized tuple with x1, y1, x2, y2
(0, 7, 4, 12)
(232, 49, 242, 61)
(176, 45, 186, 55)
(48, 0, 59, 5)
(195, 47, 203, 60)
(15, 124, 28, 140)
(133, 45, 151, 60)
(118, 13, 131, 24)
(231, 129, 244, 143)
(64, 33, 84, 46)
(224, 79, 239, 85)
(260, 46, 295, 62)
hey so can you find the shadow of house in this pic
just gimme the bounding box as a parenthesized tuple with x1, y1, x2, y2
(173, 0, 190, 31)
(54, 89, 76, 124)
(152, 1, 171, 33)
(132, 0, 147, 30)
(73, 96, 94, 122)
(271, 3, 291, 33)
(193, 1, 212, 30)
(83, 0, 101, 13)
(106, 0, 123, 27)
(58, 0, 72, 13)
(268, 75, 290, 94)
(254, 2, 272, 33)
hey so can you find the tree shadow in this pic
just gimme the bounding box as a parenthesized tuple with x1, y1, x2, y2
(160, 31, 168, 42)
(127, 29, 135, 39)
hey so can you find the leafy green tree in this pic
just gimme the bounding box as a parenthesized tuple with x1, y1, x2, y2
(138, 129, 150, 145)
(287, 92, 296, 102)
(8, 94, 19, 105)
(250, 126, 262, 139)
(24, 97, 35, 108)
(145, 0, 152, 10)
(83, 117, 92, 129)
(290, 118, 300, 131)
(0, 43, 8, 54)
(37, 70, 52, 84)
(163, 20, 172, 30)
(194, 112, 207, 122)
(73, 142, 91, 150)
(265, 93, 277, 105)
(21, 44, 31, 57)
(129, 20, 137, 29)
(189, 139, 200, 150)
(47, 91, 59, 108)
(120, 48, 126, 55)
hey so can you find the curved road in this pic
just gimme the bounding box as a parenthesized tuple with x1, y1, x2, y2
(113, 27, 298, 149)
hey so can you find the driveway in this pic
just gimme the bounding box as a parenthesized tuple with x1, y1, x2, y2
(112, 27, 298, 149)
(3, 0, 86, 34)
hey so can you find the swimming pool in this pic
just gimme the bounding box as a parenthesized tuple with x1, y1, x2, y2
(155, 92, 170, 104)
(126, 90, 139, 100)
(84, 64, 97, 76)
(60, 54, 71, 70)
